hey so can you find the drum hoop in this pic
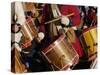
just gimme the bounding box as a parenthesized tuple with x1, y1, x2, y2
(80, 26, 97, 39)
(82, 26, 97, 34)
(89, 52, 97, 58)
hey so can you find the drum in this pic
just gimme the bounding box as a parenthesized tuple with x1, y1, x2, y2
(79, 26, 97, 61)
(41, 34, 79, 70)
(20, 20, 39, 49)
(11, 46, 26, 73)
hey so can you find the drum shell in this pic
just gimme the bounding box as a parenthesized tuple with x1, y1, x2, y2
(79, 26, 97, 61)
(42, 34, 79, 70)
(20, 22, 38, 48)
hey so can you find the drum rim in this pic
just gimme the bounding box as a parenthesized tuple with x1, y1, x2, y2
(82, 26, 97, 33)
(80, 26, 97, 37)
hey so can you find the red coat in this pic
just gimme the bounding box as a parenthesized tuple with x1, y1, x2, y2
(59, 5, 81, 26)
(59, 5, 84, 57)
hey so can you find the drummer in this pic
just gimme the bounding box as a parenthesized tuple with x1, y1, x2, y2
(20, 9, 52, 72)
(39, 4, 84, 58)
(58, 5, 84, 58)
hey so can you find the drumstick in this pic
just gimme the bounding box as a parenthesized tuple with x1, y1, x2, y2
(45, 13, 74, 24)
(35, 8, 43, 11)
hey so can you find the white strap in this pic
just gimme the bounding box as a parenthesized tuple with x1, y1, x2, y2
(11, 43, 22, 52)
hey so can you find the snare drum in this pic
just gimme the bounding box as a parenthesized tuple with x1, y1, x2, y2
(79, 26, 97, 61)
(20, 19, 39, 49)
(41, 34, 79, 70)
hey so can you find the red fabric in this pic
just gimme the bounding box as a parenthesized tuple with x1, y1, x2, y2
(87, 10, 95, 22)
(72, 37, 84, 57)
(59, 5, 81, 26)
(39, 4, 48, 33)
(59, 5, 84, 57)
